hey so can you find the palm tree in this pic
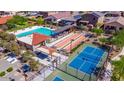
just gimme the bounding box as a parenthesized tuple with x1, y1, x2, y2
(112, 56, 124, 80)
(91, 28, 104, 37)
(99, 38, 107, 45)
(111, 30, 124, 51)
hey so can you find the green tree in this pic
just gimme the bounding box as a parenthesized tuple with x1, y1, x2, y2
(6, 67, 13, 72)
(4, 34, 16, 42)
(99, 37, 112, 45)
(7, 15, 28, 29)
(112, 56, 124, 81)
(4, 42, 11, 50)
(99, 38, 107, 45)
(36, 17, 44, 25)
(29, 60, 41, 71)
(21, 50, 35, 62)
(0, 32, 8, 40)
(0, 71, 6, 77)
(9, 41, 21, 56)
(111, 30, 124, 49)
(92, 28, 104, 36)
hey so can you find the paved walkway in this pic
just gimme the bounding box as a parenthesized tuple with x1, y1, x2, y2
(103, 62, 112, 81)
(10, 26, 39, 35)
(112, 47, 124, 61)
(32, 67, 53, 81)
(32, 54, 68, 81)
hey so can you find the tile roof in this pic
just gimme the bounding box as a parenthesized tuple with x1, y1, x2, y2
(62, 15, 82, 22)
(32, 33, 50, 45)
(105, 17, 124, 26)
(48, 12, 71, 19)
(105, 11, 121, 15)
(0, 16, 12, 25)
(91, 11, 104, 17)
(55, 25, 75, 33)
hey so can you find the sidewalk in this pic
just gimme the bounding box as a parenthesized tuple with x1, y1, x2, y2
(112, 47, 124, 61)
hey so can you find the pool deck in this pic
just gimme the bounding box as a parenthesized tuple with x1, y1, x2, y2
(12, 26, 55, 36)
(11, 26, 39, 35)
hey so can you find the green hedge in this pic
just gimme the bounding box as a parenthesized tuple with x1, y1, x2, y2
(6, 67, 13, 72)
(0, 71, 6, 77)
(71, 43, 82, 52)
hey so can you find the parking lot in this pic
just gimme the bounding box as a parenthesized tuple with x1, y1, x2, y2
(0, 59, 25, 81)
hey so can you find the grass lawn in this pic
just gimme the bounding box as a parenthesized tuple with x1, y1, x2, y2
(7, 23, 34, 32)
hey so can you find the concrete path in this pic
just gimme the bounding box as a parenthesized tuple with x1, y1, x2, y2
(112, 47, 124, 61)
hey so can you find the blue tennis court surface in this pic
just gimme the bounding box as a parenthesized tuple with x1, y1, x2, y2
(69, 46, 105, 74)
(53, 76, 64, 81)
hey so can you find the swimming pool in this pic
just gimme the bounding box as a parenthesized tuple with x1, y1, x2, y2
(69, 45, 106, 75)
(16, 27, 56, 38)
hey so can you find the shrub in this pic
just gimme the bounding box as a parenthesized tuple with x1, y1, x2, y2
(6, 67, 13, 72)
(0, 71, 6, 77)
(91, 28, 103, 35)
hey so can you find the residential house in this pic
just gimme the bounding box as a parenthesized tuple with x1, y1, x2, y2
(81, 11, 104, 26)
(104, 17, 124, 32)
(0, 11, 12, 16)
(104, 11, 121, 17)
(44, 12, 71, 23)
(0, 16, 12, 30)
(58, 14, 82, 26)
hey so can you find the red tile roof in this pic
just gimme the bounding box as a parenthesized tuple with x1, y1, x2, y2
(0, 16, 12, 25)
(32, 33, 50, 45)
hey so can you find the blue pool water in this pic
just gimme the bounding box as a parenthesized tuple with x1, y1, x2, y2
(69, 46, 105, 74)
(53, 76, 64, 81)
(16, 27, 56, 38)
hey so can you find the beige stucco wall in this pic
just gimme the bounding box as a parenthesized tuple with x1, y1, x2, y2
(98, 16, 104, 24)
(104, 22, 124, 30)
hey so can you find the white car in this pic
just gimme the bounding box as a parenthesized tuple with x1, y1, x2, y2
(6, 57, 18, 64)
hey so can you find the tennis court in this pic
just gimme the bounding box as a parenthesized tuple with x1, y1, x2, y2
(68, 45, 105, 75)
(53, 76, 64, 81)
